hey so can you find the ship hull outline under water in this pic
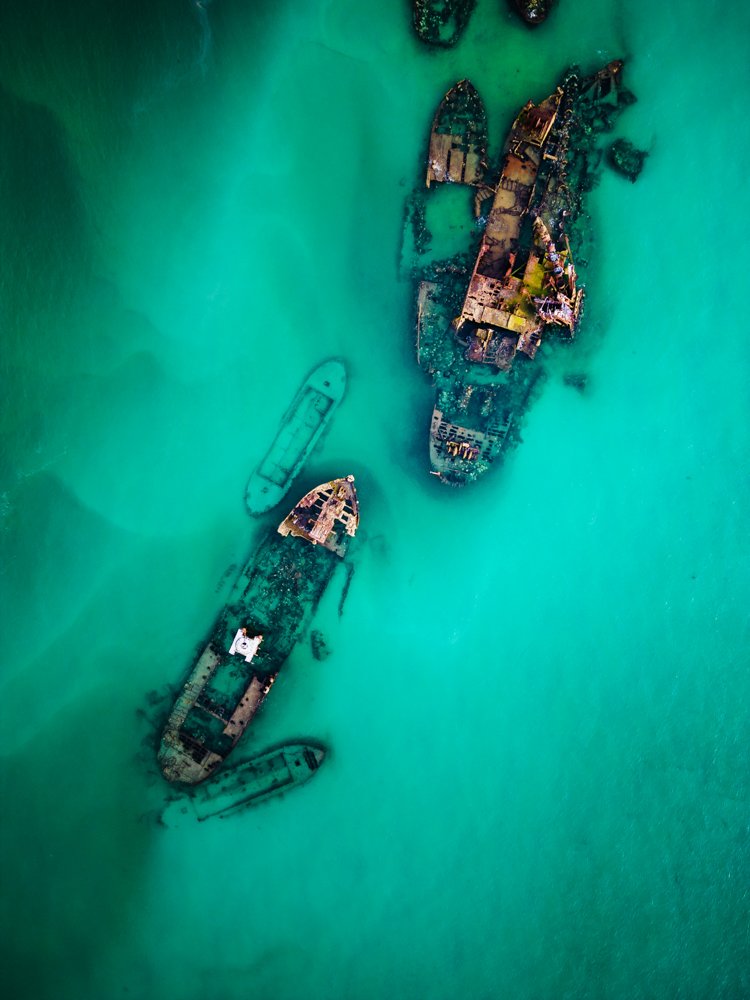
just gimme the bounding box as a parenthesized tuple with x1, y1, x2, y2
(158, 476, 359, 785)
(245, 358, 347, 515)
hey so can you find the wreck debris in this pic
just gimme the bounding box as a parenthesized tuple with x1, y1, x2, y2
(338, 562, 355, 618)
(158, 477, 359, 785)
(310, 630, 330, 661)
(608, 138, 648, 182)
(563, 372, 588, 393)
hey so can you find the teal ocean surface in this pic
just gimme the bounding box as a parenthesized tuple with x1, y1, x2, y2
(1, 1, 749, 996)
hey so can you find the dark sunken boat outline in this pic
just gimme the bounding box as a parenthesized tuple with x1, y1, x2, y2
(161, 742, 326, 823)
(159, 476, 359, 785)
(245, 358, 347, 515)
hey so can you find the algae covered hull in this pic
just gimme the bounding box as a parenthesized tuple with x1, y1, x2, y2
(407, 62, 635, 486)
(161, 742, 326, 824)
(159, 477, 359, 785)
(245, 359, 346, 515)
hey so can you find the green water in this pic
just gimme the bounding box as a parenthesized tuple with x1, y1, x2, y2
(1, 1, 749, 996)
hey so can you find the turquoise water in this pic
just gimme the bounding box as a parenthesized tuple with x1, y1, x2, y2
(1, 0, 749, 996)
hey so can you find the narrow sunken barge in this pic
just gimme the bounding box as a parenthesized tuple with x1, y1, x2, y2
(407, 61, 635, 485)
(159, 476, 359, 784)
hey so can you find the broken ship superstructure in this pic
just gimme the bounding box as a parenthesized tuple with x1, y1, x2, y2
(410, 62, 632, 485)
(159, 476, 359, 785)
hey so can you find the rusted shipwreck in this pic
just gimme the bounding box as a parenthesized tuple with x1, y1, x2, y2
(159, 476, 359, 784)
(409, 61, 634, 485)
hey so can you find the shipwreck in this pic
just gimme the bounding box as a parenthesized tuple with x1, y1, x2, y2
(158, 476, 359, 784)
(407, 61, 635, 485)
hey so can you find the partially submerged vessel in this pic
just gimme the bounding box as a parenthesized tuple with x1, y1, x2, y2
(161, 742, 326, 824)
(407, 62, 635, 485)
(245, 359, 346, 515)
(159, 476, 359, 784)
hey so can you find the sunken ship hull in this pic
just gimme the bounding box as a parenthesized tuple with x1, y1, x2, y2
(159, 477, 359, 784)
(410, 62, 633, 486)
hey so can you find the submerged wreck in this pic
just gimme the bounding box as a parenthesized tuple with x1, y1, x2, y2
(159, 476, 359, 784)
(407, 62, 635, 485)
(161, 742, 326, 824)
(608, 138, 648, 183)
(245, 359, 346, 516)
(512, 0, 556, 25)
(412, 0, 476, 47)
